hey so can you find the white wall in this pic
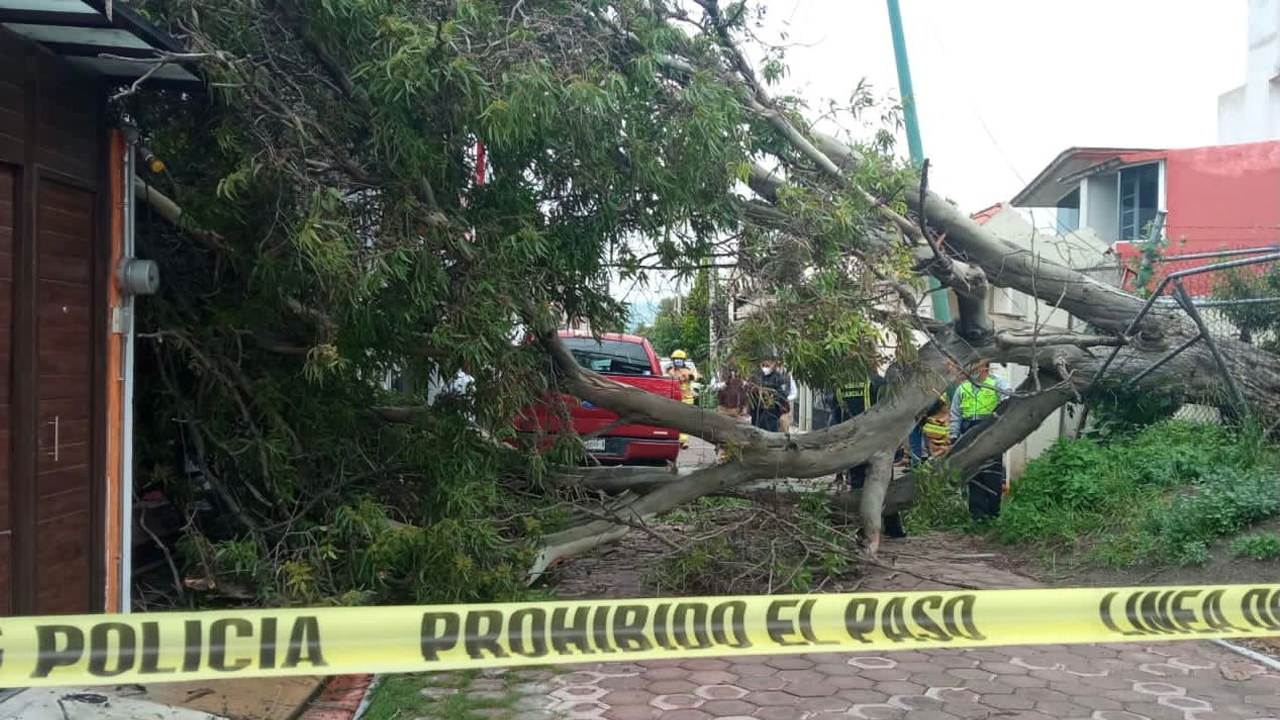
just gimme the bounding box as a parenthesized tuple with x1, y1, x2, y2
(977, 207, 1113, 479)
(1218, 0, 1280, 143)
(1082, 175, 1119, 244)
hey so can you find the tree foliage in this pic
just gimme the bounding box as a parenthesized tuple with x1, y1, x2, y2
(129, 0, 771, 605)
(120, 0, 1280, 605)
(636, 268, 713, 367)
(1214, 265, 1280, 352)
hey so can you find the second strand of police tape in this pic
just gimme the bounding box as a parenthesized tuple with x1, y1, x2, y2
(3, 585, 1280, 687)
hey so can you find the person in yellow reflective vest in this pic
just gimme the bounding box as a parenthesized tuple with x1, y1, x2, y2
(833, 372, 906, 539)
(666, 350, 700, 449)
(949, 361, 1011, 521)
(920, 391, 952, 459)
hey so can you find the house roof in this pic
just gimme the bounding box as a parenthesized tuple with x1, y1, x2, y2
(0, 0, 200, 86)
(1011, 146, 1163, 208)
(969, 202, 1005, 226)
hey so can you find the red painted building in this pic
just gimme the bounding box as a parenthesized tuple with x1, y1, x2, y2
(1011, 141, 1280, 291)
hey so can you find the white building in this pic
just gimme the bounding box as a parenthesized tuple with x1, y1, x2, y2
(970, 205, 1119, 478)
(1219, 0, 1280, 144)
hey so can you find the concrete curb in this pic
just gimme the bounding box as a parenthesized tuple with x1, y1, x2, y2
(1212, 638, 1280, 672)
(293, 675, 376, 720)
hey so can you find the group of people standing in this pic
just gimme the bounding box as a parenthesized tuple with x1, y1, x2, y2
(663, 349, 798, 437)
(707, 352, 1011, 530)
(674, 347, 1011, 531)
(709, 352, 797, 432)
(828, 359, 1012, 528)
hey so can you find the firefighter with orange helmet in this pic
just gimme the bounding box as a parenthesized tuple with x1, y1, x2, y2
(666, 350, 700, 448)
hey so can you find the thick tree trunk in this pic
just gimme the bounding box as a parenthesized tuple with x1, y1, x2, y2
(808, 132, 1177, 337)
(858, 452, 894, 555)
(532, 311, 1278, 577)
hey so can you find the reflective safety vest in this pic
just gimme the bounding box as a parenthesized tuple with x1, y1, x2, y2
(922, 421, 949, 438)
(837, 380, 874, 403)
(957, 378, 1001, 419)
(667, 367, 697, 402)
(922, 392, 949, 438)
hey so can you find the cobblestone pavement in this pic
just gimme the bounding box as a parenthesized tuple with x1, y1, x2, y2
(465, 533, 1280, 720)
(535, 538, 1280, 719)
(490, 642, 1280, 720)
(411, 440, 1280, 720)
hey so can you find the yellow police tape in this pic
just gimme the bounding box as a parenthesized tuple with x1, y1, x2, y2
(3, 584, 1280, 688)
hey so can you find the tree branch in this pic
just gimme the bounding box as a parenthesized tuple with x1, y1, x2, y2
(995, 331, 1127, 349)
(933, 370, 1075, 484)
(536, 326, 770, 447)
(134, 179, 230, 253)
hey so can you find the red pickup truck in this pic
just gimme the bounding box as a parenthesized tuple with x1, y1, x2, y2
(516, 331, 683, 465)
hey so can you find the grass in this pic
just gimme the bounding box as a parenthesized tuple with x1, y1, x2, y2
(362, 668, 555, 720)
(903, 460, 970, 535)
(974, 420, 1280, 568)
(1230, 532, 1280, 560)
(361, 674, 439, 720)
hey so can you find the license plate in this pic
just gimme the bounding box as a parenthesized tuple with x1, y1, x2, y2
(585, 438, 606, 452)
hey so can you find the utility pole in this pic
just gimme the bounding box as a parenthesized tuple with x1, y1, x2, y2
(886, 0, 951, 323)
(708, 264, 717, 371)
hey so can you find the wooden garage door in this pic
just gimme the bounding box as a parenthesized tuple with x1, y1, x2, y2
(34, 177, 94, 614)
(0, 166, 12, 616)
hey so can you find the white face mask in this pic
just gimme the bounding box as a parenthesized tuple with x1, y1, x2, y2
(761, 365, 774, 375)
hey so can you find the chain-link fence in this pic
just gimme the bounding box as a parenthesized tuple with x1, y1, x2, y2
(1120, 249, 1280, 424)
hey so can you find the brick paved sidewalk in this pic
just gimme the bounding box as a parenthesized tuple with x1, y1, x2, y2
(494, 641, 1280, 720)
(508, 539, 1280, 720)
(403, 445, 1280, 720)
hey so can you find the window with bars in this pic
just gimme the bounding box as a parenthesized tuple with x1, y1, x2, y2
(1118, 163, 1160, 240)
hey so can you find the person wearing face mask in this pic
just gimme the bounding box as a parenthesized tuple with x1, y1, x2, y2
(748, 353, 790, 432)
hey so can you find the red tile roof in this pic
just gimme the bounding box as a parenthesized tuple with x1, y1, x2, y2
(969, 203, 1005, 226)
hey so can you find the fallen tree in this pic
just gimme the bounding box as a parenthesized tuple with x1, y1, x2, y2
(514, 2, 1280, 570)
(125, 0, 1280, 603)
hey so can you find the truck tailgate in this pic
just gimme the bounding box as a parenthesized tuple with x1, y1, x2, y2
(517, 373, 682, 438)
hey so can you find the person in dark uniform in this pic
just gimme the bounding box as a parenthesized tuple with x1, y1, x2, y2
(833, 371, 906, 539)
(748, 354, 790, 432)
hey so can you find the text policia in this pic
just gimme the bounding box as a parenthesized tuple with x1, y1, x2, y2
(3, 586, 1280, 687)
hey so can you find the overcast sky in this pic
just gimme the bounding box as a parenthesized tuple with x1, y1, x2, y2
(765, 0, 1248, 212)
(620, 1, 1250, 317)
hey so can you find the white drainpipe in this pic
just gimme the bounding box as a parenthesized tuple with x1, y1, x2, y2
(119, 137, 137, 614)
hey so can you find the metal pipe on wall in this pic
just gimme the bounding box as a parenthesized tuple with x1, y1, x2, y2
(120, 136, 136, 614)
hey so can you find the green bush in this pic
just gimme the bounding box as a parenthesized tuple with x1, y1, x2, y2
(904, 461, 969, 534)
(1229, 533, 1280, 560)
(1085, 383, 1181, 441)
(1151, 470, 1280, 561)
(985, 420, 1279, 567)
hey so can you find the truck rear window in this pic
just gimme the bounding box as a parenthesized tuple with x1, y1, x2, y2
(562, 337, 653, 375)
